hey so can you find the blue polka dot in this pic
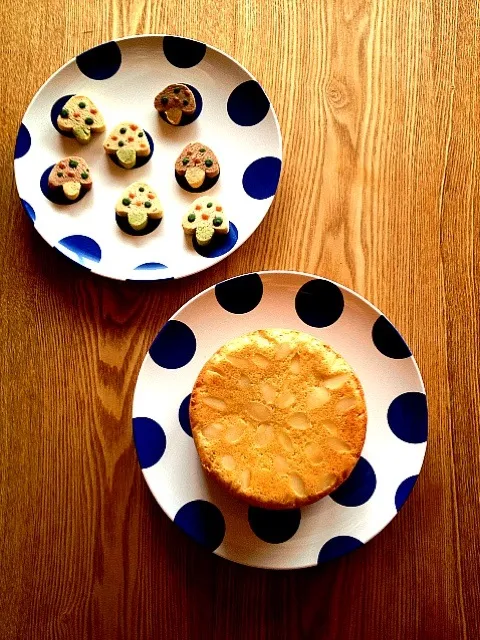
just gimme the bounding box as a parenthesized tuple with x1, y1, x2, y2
(193, 222, 238, 258)
(318, 536, 363, 563)
(50, 94, 75, 135)
(58, 235, 101, 263)
(395, 475, 418, 511)
(248, 507, 301, 544)
(174, 500, 225, 551)
(14, 123, 31, 159)
(160, 84, 202, 127)
(242, 157, 281, 200)
(149, 320, 196, 369)
(40, 165, 90, 206)
(295, 279, 344, 328)
(134, 262, 167, 271)
(108, 129, 154, 169)
(227, 80, 270, 126)
(178, 394, 192, 437)
(215, 273, 263, 314)
(76, 41, 122, 79)
(372, 316, 411, 359)
(330, 457, 376, 507)
(133, 417, 166, 469)
(163, 36, 206, 68)
(20, 199, 36, 222)
(388, 392, 428, 444)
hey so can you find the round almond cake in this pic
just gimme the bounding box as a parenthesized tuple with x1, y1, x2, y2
(189, 329, 367, 509)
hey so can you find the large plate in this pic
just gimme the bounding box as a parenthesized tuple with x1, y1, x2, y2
(14, 35, 282, 280)
(132, 272, 428, 569)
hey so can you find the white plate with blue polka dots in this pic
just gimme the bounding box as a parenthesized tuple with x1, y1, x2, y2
(14, 35, 282, 280)
(132, 271, 428, 569)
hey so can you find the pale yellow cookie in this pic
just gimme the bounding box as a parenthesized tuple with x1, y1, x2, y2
(104, 122, 150, 168)
(57, 96, 105, 144)
(115, 182, 163, 231)
(190, 329, 367, 509)
(182, 196, 228, 246)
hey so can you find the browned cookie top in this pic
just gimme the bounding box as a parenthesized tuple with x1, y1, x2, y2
(175, 142, 220, 178)
(48, 157, 92, 189)
(154, 84, 196, 115)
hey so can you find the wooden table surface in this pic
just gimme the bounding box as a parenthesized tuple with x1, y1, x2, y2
(2, 1, 480, 638)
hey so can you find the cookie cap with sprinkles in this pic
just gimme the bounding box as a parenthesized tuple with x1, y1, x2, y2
(182, 196, 228, 246)
(175, 142, 220, 189)
(115, 181, 163, 231)
(103, 122, 150, 169)
(57, 95, 105, 144)
(154, 83, 196, 125)
(190, 329, 367, 509)
(47, 156, 92, 201)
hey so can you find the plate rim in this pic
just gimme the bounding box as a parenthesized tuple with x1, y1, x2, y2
(133, 269, 428, 569)
(14, 34, 283, 281)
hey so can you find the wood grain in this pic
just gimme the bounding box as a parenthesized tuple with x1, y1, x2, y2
(1, 0, 480, 638)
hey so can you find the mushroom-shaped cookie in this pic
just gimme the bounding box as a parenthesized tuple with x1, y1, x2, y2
(103, 122, 150, 169)
(115, 182, 163, 232)
(175, 142, 220, 189)
(57, 95, 105, 144)
(154, 84, 196, 125)
(47, 156, 92, 201)
(182, 196, 228, 246)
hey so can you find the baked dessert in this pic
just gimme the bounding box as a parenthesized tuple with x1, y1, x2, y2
(115, 181, 163, 231)
(47, 156, 92, 201)
(181, 196, 228, 245)
(190, 329, 367, 509)
(154, 83, 196, 124)
(175, 142, 219, 189)
(57, 95, 105, 144)
(104, 122, 150, 169)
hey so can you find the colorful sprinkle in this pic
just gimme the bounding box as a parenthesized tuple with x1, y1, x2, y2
(67, 171, 74, 178)
(161, 96, 168, 105)
(129, 193, 135, 199)
(130, 124, 138, 131)
(174, 87, 181, 94)
(73, 112, 80, 118)
(78, 101, 86, 108)
(112, 135, 118, 141)
(59, 163, 66, 169)
(69, 159, 78, 168)
(81, 172, 88, 179)
(120, 127, 127, 134)
(213, 217, 223, 227)
(139, 187, 145, 192)
(138, 131, 144, 137)
(90, 108, 97, 114)
(195, 204, 202, 211)
(147, 193, 155, 199)
(57, 172, 63, 177)
(60, 108, 69, 118)
(140, 143, 146, 148)
(85, 117, 94, 125)
(145, 201, 152, 208)
(135, 200, 141, 206)
(216, 205, 222, 212)
(205, 159, 213, 167)
(188, 213, 196, 222)
(182, 158, 189, 165)
(199, 148, 206, 153)
(118, 141, 124, 147)
(122, 198, 131, 206)
(207, 202, 213, 208)
(202, 213, 209, 220)
(183, 99, 189, 106)
(128, 136, 134, 142)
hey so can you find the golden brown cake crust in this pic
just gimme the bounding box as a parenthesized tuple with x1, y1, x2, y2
(190, 329, 367, 510)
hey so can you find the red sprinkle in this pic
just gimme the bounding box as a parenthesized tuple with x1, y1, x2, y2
(148, 193, 155, 199)
(112, 135, 118, 141)
(135, 200, 141, 206)
(67, 171, 74, 178)
(202, 213, 209, 220)
(195, 205, 201, 211)
(130, 124, 138, 131)
(140, 143, 146, 148)
(128, 136, 134, 142)
(90, 108, 97, 114)
(73, 112, 80, 118)
(129, 193, 135, 199)
(59, 163, 65, 169)
(216, 205, 222, 212)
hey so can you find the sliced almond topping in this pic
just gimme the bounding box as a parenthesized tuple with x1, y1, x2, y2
(276, 390, 296, 409)
(251, 354, 270, 369)
(278, 430, 294, 453)
(225, 420, 246, 443)
(260, 382, 277, 404)
(202, 423, 224, 441)
(289, 356, 301, 374)
(246, 401, 273, 422)
(306, 387, 330, 410)
(327, 436, 352, 454)
(287, 412, 310, 430)
(206, 370, 223, 382)
(273, 456, 289, 473)
(317, 472, 338, 493)
(240, 469, 251, 490)
(304, 442, 324, 465)
(226, 355, 249, 369)
(289, 473, 306, 497)
(254, 424, 274, 447)
(237, 374, 251, 389)
(221, 455, 236, 471)
(324, 374, 350, 390)
(274, 342, 292, 360)
(323, 420, 339, 435)
(203, 396, 227, 412)
(336, 397, 357, 413)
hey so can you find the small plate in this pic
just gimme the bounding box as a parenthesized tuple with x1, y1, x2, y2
(14, 35, 282, 280)
(132, 271, 428, 569)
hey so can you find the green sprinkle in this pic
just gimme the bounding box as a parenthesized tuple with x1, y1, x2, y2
(57, 172, 63, 177)
(139, 187, 145, 192)
(144, 201, 152, 208)
(161, 96, 168, 104)
(68, 159, 78, 168)
(188, 213, 196, 222)
(85, 117, 94, 125)
(205, 159, 213, 168)
(120, 127, 127, 134)
(182, 157, 189, 165)
(78, 101, 86, 108)
(81, 172, 88, 179)
(60, 108, 68, 118)
(173, 87, 180, 94)
(207, 202, 213, 208)
(213, 217, 223, 227)
(118, 141, 124, 147)
(122, 198, 131, 206)
(183, 99, 189, 106)
(138, 131, 144, 137)
(199, 148, 206, 153)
